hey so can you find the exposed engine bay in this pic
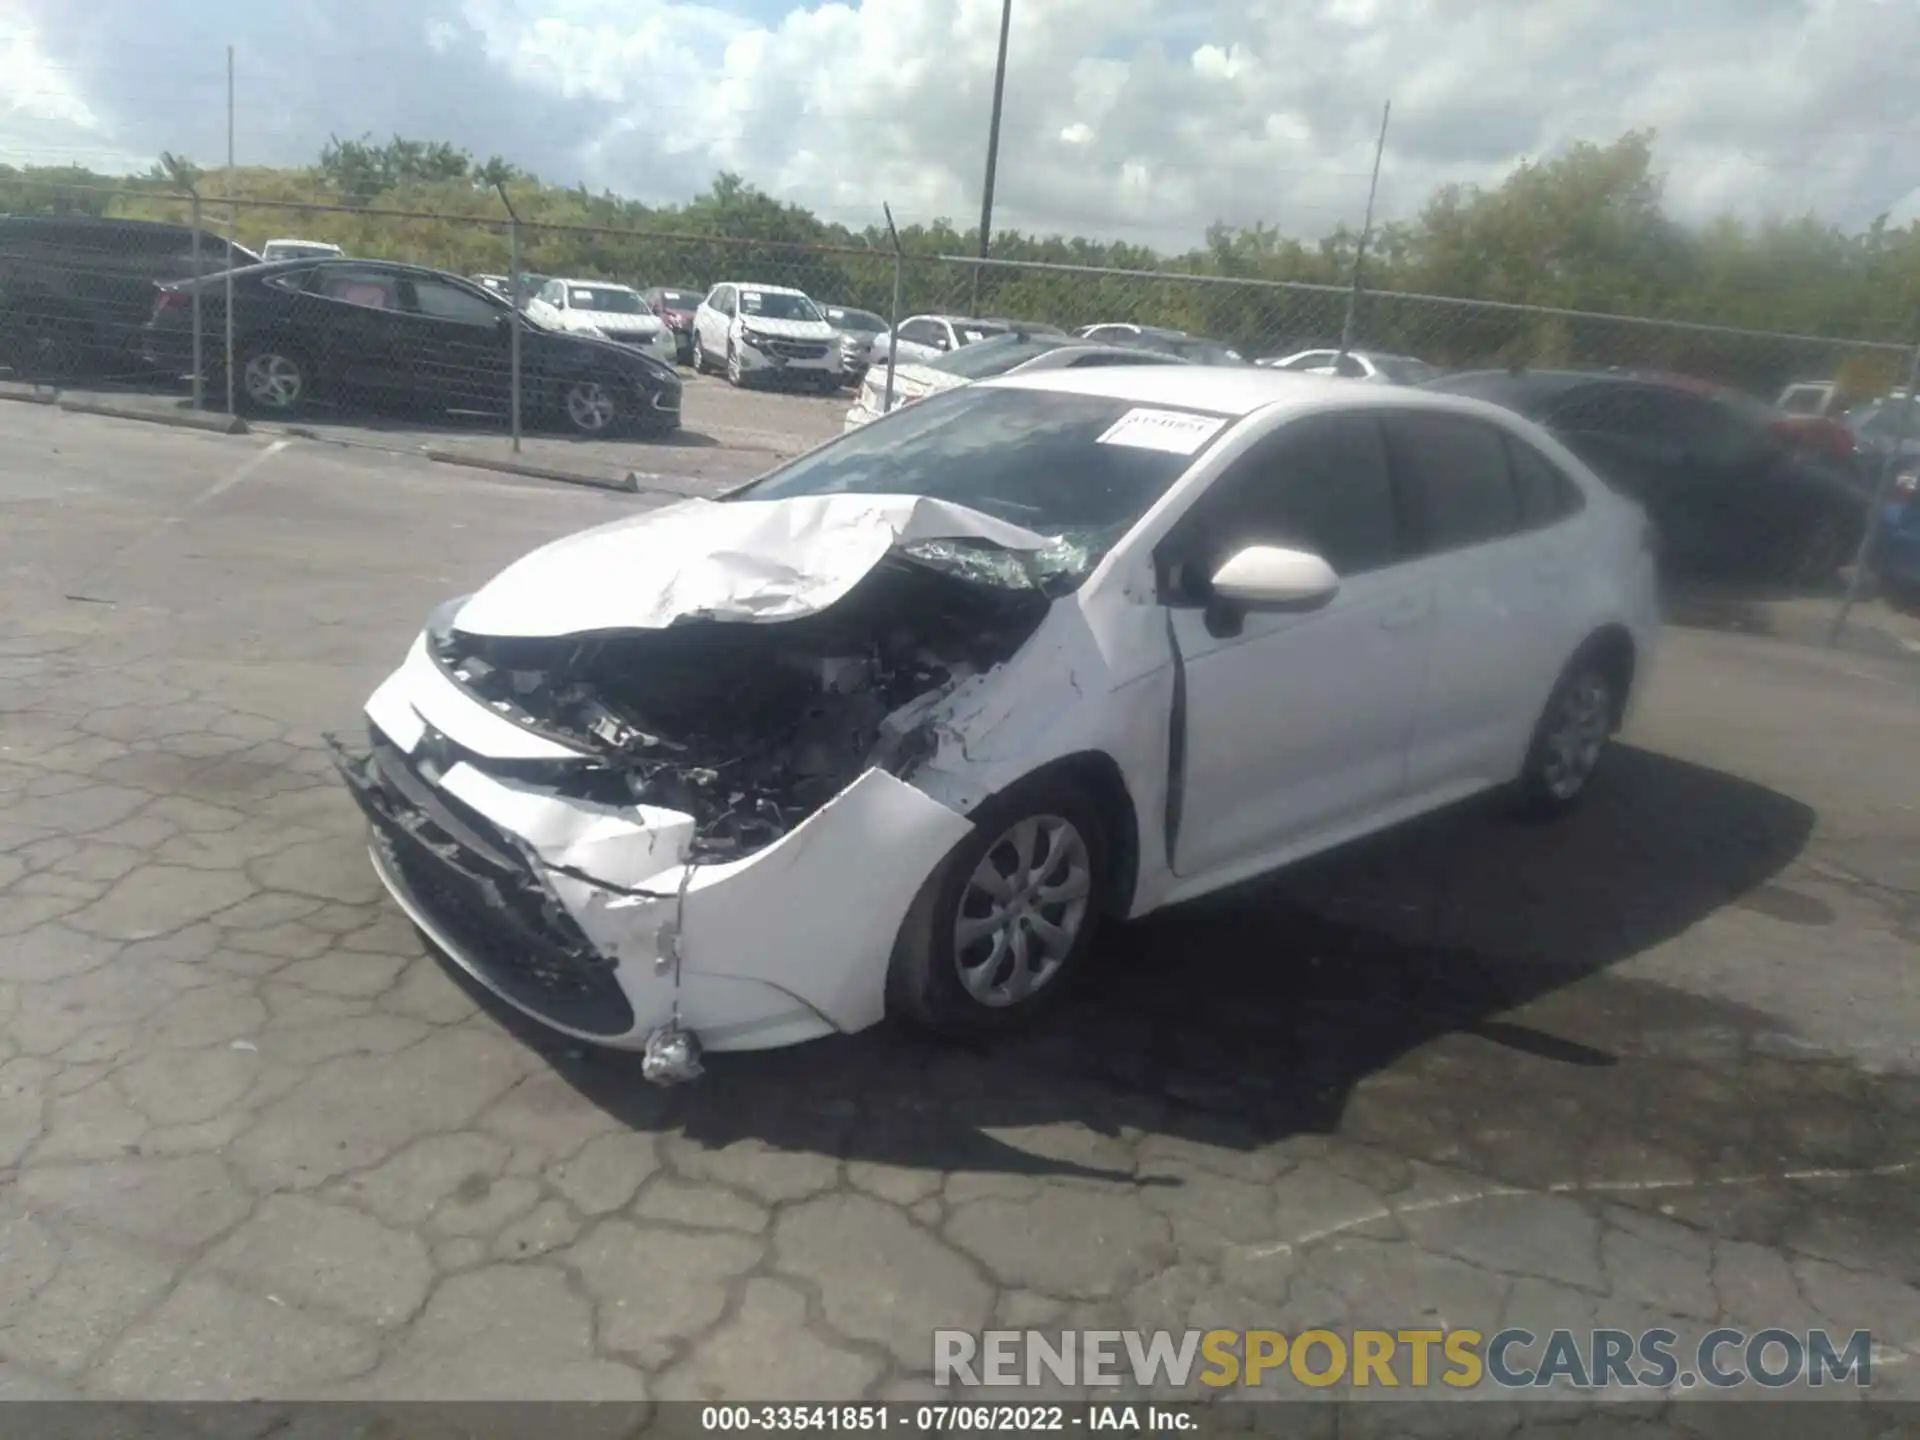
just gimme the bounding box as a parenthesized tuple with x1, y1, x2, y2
(427, 551, 1051, 861)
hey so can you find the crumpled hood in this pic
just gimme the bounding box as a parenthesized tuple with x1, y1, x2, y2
(451, 493, 1053, 639)
(739, 314, 835, 342)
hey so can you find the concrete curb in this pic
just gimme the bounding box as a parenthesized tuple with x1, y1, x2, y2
(0, 383, 58, 406)
(56, 397, 249, 435)
(423, 447, 641, 494)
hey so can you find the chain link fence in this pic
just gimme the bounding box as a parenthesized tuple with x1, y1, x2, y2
(1, 180, 1912, 431)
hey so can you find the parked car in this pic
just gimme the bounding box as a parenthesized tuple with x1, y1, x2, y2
(1841, 395, 1920, 468)
(331, 366, 1658, 1066)
(843, 332, 1189, 431)
(1426, 369, 1869, 584)
(0, 215, 257, 380)
(526, 278, 677, 367)
(1074, 323, 1247, 365)
(1868, 461, 1920, 605)
(143, 258, 681, 436)
(1259, 347, 1441, 384)
(691, 282, 842, 390)
(473, 272, 552, 308)
(867, 315, 1013, 371)
(261, 238, 345, 263)
(819, 304, 888, 384)
(640, 286, 707, 364)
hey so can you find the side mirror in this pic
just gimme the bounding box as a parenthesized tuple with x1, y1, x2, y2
(1210, 545, 1339, 610)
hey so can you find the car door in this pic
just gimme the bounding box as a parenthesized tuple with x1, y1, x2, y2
(296, 265, 412, 401)
(1155, 411, 1434, 877)
(697, 285, 732, 355)
(397, 275, 514, 412)
(1382, 409, 1567, 795)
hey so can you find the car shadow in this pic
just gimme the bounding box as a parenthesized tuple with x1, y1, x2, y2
(437, 744, 1822, 1186)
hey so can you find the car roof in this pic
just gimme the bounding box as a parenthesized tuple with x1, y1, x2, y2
(720, 281, 807, 295)
(982, 364, 1519, 421)
(555, 277, 636, 289)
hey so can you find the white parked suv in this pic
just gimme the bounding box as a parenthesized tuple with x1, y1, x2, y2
(691, 283, 842, 390)
(526, 278, 677, 367)
(334, 368, 1659, 1072)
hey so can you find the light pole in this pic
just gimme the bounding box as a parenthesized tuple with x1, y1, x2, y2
(971, 0, 1013, 315)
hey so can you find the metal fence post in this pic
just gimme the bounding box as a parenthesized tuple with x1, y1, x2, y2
(189, 190, 204, 412)
(1337, 100, 1391, 363)
(1827, 330, 1920, 647)
(882, 204, 903, 418)
(496, 182, 523, 454)
(224, 44, 236, 418)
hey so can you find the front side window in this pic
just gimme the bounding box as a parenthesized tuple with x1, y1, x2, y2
(410, 279, 504, 327)
(1383, 411, 1520, 553)
(898, 318, 942, 347)
(1281, 351, 1334, 371)
(1167, 413, 1399, 587)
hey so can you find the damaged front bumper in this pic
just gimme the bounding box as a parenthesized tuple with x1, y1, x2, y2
(330, 639, 973, 1056)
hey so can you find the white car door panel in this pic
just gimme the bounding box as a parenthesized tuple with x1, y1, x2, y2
(1157, 412, 1433, 877)
(1383, 411, 1576, 795)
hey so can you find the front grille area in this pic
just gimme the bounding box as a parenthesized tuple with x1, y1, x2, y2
(769, 340, 829, 360)
(331, 726, 636, 1037)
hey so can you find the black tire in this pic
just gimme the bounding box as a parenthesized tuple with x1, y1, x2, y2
(691, 334, 711, 374)
(557, 376, 624, 436)
(1512, 650, 1620, 820)
(234, 338, 313, 416)
(886, 773, 1110, 1039)
(1779, 507, 1852, 589)
(1, 300, 89, 382)
(725, 341, 748, 388)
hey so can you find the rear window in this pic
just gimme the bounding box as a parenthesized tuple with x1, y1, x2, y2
(926, 335, 1062, 379)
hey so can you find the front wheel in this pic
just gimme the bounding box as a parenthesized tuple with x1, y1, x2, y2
(559, 377, 621, 435)
(886, 775, 1109, 1038)
(725, 341, 746, 387)
(1780, 508, 1851, 589)
(1513, 657, 1617, 818)
(691, 334, 710, 374)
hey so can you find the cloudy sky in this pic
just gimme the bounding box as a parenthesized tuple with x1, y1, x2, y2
(6, 0, 1920, 250)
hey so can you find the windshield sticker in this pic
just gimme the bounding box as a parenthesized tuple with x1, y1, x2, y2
(1095, 408, 1227, 455)
(569, 289, 599, 305)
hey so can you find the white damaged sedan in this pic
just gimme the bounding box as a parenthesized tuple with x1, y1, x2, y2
(333, 367, 1660, 1078)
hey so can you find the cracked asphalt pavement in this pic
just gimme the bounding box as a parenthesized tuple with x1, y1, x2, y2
(1, 402, 1918, 1424)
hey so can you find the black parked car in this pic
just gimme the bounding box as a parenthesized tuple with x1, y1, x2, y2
(144, 259, 681, 437)
(1425, 369, 1870, 585)
(0, 215, 256, 381)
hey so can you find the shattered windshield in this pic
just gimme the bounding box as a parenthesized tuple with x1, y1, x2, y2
(731, 387, 1233, 585)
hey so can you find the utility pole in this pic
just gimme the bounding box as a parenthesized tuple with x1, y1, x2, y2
(1337, 100, 1391, 362)
(225, 44, 237, 418)
(970, 0, 1013, 316)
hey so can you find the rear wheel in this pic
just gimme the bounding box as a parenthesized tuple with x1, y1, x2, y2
(237, 340, 311, 415)
(1513, 655, 1618, 818)
(1781, 508, 1850, 588)
(1, 300, 88, 382)
(887, 774, 1109, 1038)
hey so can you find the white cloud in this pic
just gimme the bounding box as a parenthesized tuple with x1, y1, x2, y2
(9, 0, 1920, 249)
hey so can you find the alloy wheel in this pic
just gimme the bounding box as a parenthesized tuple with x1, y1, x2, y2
(952, 814, 1093, 1008)
(564, 380, 617, 433)
(243, 351, 304, 410)
(1539, 671, 1611, 801)
(726, 342, 743, 386)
